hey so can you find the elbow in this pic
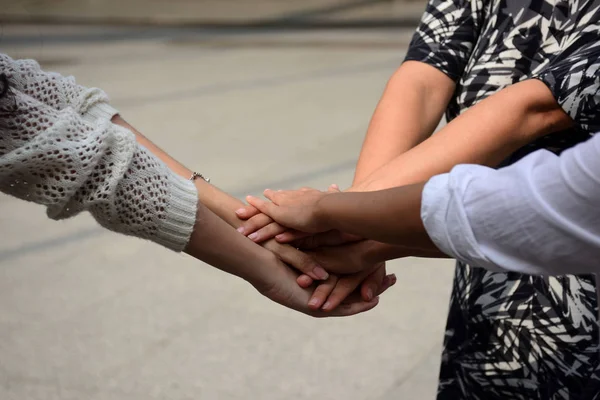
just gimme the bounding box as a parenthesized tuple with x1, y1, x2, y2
(520, 79, 574, 138)
(501, 80, 574, 145)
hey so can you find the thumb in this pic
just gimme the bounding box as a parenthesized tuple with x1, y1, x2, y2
(360, 264, 386, 301)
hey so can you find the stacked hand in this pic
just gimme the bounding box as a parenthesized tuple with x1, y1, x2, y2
(235, 185, 396, 313)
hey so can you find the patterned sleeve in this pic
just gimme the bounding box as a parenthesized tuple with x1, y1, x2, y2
(533, 35, 600, 133)
(404, 0, 479, 81)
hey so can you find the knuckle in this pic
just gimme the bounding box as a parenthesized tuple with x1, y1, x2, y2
(298, 253, 315, 268)
(266, 223, 281, 235)
(313, 289, 332, 299)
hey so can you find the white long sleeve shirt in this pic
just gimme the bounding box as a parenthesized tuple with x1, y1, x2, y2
(0, 53, 198, 251)
(421, 133, 600, 275)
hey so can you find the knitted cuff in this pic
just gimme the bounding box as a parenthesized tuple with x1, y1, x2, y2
(154, 170, 199, 252)
(81, 102, 119, 124)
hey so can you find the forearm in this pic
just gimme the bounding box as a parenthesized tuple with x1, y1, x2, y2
(354, 79, 573, 192)
(316, 183, 437, 247)
(110, 116, 278, 282)
(361, 240, 449, 263)
(185, 202, 275, 285)
(353, 62, 454, 185)
(113, 116, 245, 227)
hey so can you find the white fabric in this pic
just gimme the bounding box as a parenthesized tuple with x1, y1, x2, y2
(421, 133, 600, 275)
(0, 53, 198, 251)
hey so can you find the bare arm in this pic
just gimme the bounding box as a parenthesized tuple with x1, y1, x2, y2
(114, 116, 241, 225)
(111, 115, 332, 281)
(353, 79, 573, 191)
(247, 183, 441, 251)
(353, 61, 455, 185)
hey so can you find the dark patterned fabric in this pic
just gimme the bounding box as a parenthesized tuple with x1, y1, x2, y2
(405, 1, 600, 399)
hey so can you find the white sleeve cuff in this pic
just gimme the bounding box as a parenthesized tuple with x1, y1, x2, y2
(421, 170, 504, 271)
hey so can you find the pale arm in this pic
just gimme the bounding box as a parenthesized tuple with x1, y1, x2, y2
(353, 79, 573, 191)
(113, 116, 330, 281)
(354, 0, 478, 185)
(115, 116, 270, 227)
(353, 61, 454, 185)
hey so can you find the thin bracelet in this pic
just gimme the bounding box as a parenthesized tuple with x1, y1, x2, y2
(189, 172, 210, 183)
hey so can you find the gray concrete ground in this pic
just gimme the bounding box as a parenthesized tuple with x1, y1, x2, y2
(0, 20, 455, 400)
(3, 0, 426, 25)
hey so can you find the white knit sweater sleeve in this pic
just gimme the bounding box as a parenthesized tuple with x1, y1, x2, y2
(0, 53, 118, 123)
(0, 88, 198, 252)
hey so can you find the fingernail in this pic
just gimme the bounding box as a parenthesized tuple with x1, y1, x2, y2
(235, 208, 244, 215)
(313, 266, 329, 280)
(365, 288, 374, 301)
(236, 227, 245, 234)
(248, 232, 258, 241)
(390, 274, 397, 286)
(322, 301, 332, 310)
(308, 298, 320, 307)
(275, 234, 285, 241)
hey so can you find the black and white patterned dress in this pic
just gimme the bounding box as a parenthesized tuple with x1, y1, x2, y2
(404, 1, 600, 399)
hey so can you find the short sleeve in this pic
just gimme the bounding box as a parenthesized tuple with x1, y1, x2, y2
(404, 0, 479, 81)
(534, 33, 600, 133)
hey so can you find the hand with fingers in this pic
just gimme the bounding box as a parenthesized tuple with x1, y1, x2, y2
(253, 246, 382, 318)
(297, 238, 397, 311)
(304, 263, 396, 312)
(242, 186, 341, 239)
(234, 185, 341, 283)
(235, 184, 341, 243)
(238, 185, 398, 313)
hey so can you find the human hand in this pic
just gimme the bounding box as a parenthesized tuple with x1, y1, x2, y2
(235, 185, 340, 243)
(250, 250, 380, 317)
(261, 238, 330, 282)
(305, 263, 396, 311)
(277, 229, 362, 248)
(308, 239, 380, 275)
(235, 211, 289, 244)
(295, 240, 395, 311)
(245, 187, 333, 235)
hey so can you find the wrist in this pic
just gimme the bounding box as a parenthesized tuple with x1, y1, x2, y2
(245, 246, 280, 291)
(314, 193, 333, 232)
(360, 240, 386, 264)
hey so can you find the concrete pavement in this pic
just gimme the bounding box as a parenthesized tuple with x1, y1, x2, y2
(0, 23, 454, 400)
(2, 0, 426, 26)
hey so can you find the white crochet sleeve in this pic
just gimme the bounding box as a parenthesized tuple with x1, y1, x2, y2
(0, 53, 118, 123)
(0, 88, 198, 252)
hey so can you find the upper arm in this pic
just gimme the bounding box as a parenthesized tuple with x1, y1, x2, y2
(389, 60, 455, 104)
(404, 0, 480, 82)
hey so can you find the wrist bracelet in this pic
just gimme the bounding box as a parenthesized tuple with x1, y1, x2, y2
(189, 172, 210, 183)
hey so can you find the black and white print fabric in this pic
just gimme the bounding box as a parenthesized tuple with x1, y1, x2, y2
(405, 1, 600, 399)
